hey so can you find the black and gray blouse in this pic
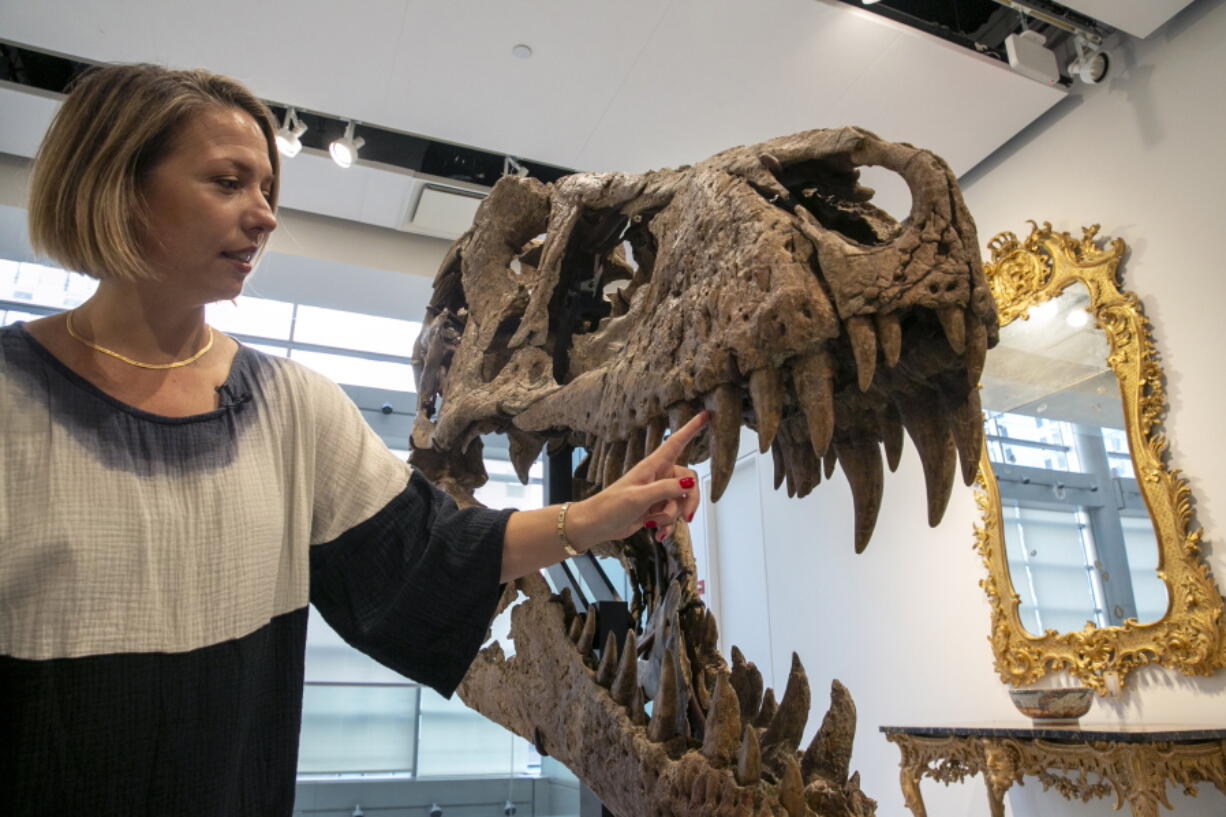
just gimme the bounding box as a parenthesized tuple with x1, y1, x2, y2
(0, 322, 511, 816)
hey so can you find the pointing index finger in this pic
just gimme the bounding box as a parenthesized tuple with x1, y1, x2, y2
(652, 411, 709, 462)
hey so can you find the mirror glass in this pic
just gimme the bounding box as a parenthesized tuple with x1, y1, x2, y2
(979, 283, 1168, 636)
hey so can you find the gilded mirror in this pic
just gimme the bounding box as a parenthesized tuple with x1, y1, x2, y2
(973, 222, 1225, 693)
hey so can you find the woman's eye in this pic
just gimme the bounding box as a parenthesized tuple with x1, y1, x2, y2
(216, 178, 240, 190)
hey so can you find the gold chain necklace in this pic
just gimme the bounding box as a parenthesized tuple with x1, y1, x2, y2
(65, 310, 215, 370)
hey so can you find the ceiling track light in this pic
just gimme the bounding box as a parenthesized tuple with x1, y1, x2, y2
(989, 0, 1103, 46)
(503, 156, 529, 178)
(275, 107, 307, 158)
(1069, 34, 1111, 84)
(330, 120, 365, 169)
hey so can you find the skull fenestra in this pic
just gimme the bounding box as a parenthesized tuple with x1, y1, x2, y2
(410, 126, 996, 817)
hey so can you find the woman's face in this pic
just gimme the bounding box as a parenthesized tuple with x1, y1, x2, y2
(137, 105, 277, 304)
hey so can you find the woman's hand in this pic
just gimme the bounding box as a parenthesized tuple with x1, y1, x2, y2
(569, 412, 709, 546)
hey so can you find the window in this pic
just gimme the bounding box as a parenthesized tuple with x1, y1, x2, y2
(988, 413, 1163, 629)
(0, 260, 98, 310)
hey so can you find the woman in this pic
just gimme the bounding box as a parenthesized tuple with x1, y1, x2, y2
(0, 63, 705, 815)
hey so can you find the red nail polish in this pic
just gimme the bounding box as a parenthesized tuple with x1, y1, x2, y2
(679, 476, 696, 490)
(686, 512, 694, 523)
(644, 520, 658, 529)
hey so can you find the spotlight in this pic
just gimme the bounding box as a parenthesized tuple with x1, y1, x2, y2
(330, 120, 365, 168)
(275, 107, 307, 158)
(503, 156, 529, 178)
(1069, 36, 1110, 84)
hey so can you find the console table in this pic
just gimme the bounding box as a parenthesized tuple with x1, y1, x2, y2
(880, 723, 1226, 817)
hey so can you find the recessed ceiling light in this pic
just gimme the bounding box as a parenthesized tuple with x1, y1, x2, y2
(512, 44, 533, 59)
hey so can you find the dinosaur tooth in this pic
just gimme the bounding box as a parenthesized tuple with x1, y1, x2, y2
(822, 447, 837, 480)
(790, 351, 834, 458)
(950, 386, 984, 487)
(703, 608, 719, 652)
(730, 646, 764, 725)
(645, 415, 668, 453)
(595, 629, 619, 687)
(576, 608, 598, 656)
(937, 305, 966, 354)
(707, 384, 741, 502)
(667, 402, 699, 464)
(610, 286, 631, 317)
(881, 402, 905, 473)
(802, 679, 856, 784)
(896, 390, 957, 526)
(567, 614, 584, 645)
(611, 629, 639, 706)
(771, 439, 786, 491)
(588, 440, 607, 487)
(966, 311, 989, 387)
(875, 312, 902, 368)
(693, 664, 712, 717)
(833, 438, 884, 554)
(761, 652, 810, 755)
(603, 440, 627, 488)
(630, 683, 649, 727)
(749, 368, 784, 453)
(701, 672, 742, 767)
(846, 315, 878, 391)
(554, 586, 577, 623)
(507, 430, 543, 485)
(666, 613, 693, 739)
(791, 433, 822, 499)
(779, 753, 807, 817)
(780, 438, 797, 498)
(754, 688, 778, 728)
(735, 722, 762, 786)
(623, 427, 645, 475)
(648, 647, 680, 742)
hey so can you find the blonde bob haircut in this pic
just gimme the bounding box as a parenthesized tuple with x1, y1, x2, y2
(28, 63, 280, 282)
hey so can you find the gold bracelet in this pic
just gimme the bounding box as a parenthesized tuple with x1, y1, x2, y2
(557, 502, 580, 557)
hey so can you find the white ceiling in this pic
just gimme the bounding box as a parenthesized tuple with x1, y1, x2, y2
(2, 0, 1067, 171)
(1060, 0, 1195, 39)
(0, 0, 1117, 237)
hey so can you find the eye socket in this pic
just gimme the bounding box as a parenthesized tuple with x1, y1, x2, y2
(215, 177, 240, 191)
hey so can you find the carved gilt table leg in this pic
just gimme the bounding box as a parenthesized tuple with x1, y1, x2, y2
(899, 762, 928, 817)
(981, 739, 1017, 817)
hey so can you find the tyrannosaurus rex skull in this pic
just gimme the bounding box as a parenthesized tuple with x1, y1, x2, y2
(410, 126, 996, 816)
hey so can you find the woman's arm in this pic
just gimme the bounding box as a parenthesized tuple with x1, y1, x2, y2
(499, 413, 707, 583)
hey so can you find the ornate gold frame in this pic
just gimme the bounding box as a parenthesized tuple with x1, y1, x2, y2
(974, 222, 1225, 693)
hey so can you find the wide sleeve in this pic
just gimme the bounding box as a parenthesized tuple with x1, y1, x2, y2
(299, 367, 511, 697)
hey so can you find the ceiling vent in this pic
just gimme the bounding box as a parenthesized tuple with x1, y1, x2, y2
(405, 183, 486, 239)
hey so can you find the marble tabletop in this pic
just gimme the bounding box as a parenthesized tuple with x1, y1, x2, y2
(880, 722, 1226, 743)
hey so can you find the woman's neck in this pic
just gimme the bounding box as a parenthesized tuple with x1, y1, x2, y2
(72, 281, 211, 363)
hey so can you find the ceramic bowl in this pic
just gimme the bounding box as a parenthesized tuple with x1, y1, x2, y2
(1008, 688, 1093, 724)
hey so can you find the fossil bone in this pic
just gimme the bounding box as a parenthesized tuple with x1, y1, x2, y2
(411, 126, 997, 816)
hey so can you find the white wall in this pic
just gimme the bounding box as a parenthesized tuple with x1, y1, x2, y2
(694, 1, 1226, 814)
